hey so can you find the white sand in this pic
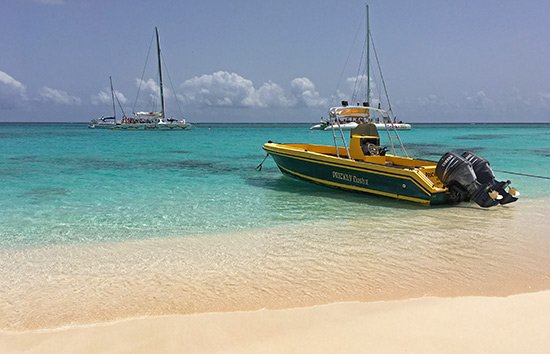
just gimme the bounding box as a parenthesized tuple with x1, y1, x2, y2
(1, 291, 549, 354)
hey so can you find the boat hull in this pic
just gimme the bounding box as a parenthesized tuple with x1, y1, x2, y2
(111, 123, 191, 130)
(263, 143, 450, 205)
(88, 124, 116, 129)
(319, 122, 411, 131)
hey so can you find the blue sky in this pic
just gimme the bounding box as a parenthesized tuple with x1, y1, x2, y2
(1, 0, 549, 122)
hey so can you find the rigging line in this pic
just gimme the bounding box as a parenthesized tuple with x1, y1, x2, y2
(335, 16, 363, 102)
(132, 32, 156, 114)
(370, 32, 408, 157)
(351, 38, 366, 103)
(114, 91, 127, 117)
(161, 53, 185, 118)
(370, 32, 392, 114)
(493, 170, 550, 180)
(380, 111, 396, 156)
(367, 57, 381, 106)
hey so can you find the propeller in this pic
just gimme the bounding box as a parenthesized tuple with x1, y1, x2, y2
(488, 190, 503, 200)
(508, 187, 520, 197)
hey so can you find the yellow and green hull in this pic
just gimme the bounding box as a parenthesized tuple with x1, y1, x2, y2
(263, 142, 451, 206)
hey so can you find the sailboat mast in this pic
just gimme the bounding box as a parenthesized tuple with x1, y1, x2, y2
(155, 27, 165, 119)
(109, 76, 116, 119)
(366, 4, 371, 106)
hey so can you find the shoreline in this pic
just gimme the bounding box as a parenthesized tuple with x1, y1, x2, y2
(2, 198, 550, 331)
(2, 291, 549, 353)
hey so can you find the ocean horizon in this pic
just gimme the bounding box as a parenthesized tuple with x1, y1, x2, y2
(2, 121, 550, 125)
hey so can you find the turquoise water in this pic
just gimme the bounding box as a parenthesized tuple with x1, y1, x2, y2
(2, 122, 550, 330)
(1, 122, 549, 248)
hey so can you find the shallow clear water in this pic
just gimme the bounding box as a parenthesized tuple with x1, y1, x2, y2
(1, 122, 549, 248)
(1, 122, 549, 330)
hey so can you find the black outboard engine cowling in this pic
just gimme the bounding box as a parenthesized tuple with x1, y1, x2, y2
(436, 152, 500, 207)
(461, 152, 518, 205)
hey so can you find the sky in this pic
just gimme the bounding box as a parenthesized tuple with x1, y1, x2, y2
(1, 0, 549, 123)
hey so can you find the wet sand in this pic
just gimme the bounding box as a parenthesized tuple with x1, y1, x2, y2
(1, 291, 549, 354)
(1, 199, 549, 352)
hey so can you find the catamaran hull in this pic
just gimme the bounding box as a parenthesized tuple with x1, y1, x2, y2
(264, 145, 450, 206)
(111, 123, 191, 130)
(320, 123, 411, 131)
(88, 124, 116, 129)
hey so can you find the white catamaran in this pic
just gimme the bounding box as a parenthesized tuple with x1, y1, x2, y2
(88, 76, 119, 129)
(99, 27, 192, 130)
(310, 5, 411, 132)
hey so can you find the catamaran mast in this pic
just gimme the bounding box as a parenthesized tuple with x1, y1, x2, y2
(109, 76, 116, 120)
(155, 27, 165, 119)
(366, 4, 370, 106)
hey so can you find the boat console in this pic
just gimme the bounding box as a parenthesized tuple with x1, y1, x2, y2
(350, 123, 388, 158)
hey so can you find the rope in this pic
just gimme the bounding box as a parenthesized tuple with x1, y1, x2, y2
(114, 91, 126, 117)
(370, 32, 408, 157)
(335, 17, 363, 100)
(161, 53, 186, 118)
(370, 32, 392, 114)
(132, 32, 155, 114)
(494, 170, 550, 180)
(256, 154, 269, 171)
(351, 39, 367, 103)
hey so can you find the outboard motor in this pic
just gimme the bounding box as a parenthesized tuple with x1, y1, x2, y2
(461, 152, 519, 205)
(435, 152, 500, 207)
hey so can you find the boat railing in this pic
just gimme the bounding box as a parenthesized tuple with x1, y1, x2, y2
(328, 116, 351, 159)
(327, 106, 408, 158)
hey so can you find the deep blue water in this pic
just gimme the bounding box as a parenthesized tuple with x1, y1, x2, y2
(1, 122, 549, 247)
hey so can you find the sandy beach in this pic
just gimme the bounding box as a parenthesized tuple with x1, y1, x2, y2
(1, 199, 550, 352)
(1, 291, 549, 353)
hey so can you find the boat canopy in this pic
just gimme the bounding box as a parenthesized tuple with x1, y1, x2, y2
(329, 106, 389, 119)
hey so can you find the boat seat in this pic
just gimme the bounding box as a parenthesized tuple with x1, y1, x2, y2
(351, 122, 379, 138)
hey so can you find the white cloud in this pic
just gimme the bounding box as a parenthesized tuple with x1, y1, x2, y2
(134, 78, 175, 104)
(179, 71, 326, 108)
(136, 78, 160, 97)
(180, 71, 256, 107)
(92, 88, 127, 106)
(464, 90, 494, 110)
(250, 81, 292, 108)
(538, 92, 550, 107)
(290, 77, 327, 107)
(0, 70, 27, 109)
(38, 86, 81, 105)
(345, 74, 374, 89)
(417, 93, 448, 107)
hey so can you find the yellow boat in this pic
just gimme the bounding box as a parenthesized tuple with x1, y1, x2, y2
(262, 110, 519, 207)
